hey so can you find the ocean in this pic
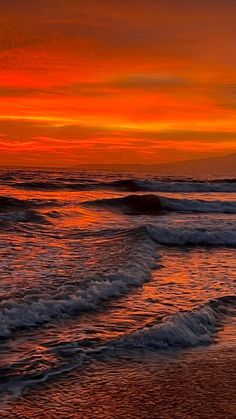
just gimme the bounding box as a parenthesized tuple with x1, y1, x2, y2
(0, 169, 235, 418)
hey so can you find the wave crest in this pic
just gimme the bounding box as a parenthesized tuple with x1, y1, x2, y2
(110, 179, 236, 193)
(116, 295, 236, 349)
(86, 194, 236, 215)
(147, 225, 236, 246)
(159, 196, 236, 213)
(87, 194, 164, 215)
(1, 293, 235, 397)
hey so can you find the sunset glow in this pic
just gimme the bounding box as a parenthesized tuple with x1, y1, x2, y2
(1, 0, 236, 167)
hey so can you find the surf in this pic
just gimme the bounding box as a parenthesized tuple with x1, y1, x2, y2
(85, 194, 236, 215)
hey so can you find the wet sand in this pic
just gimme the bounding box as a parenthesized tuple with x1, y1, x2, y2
(1, 345, 235, 419)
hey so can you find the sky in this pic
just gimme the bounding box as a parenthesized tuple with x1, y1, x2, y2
(0, 0, 236, 167)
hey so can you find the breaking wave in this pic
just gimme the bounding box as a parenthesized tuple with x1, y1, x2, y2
(147, 225, 236, 247)
(1, 295, 235, 396)
(115, 295, 236, 349)
(110, 179, 236, 193)
(48, 295, 236, 354)
(159, 196, 236, 213)
(0, 220, 234, 339)
(87, 194, 165, 215)
(0, 236, 157, 338)
(86, 194, 236, 215)
(8, 178, 236, 193)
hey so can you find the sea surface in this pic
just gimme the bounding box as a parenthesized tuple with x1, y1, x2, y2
(0, 169, 235, 418)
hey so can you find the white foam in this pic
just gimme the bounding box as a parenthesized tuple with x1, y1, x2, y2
(117, 309, 215, 348)
(137, 180, 236, 193)
(2, 295, 235, 397)
(0, 237, 157, 338)
(159, 196, 236, 213)
(147, 225, 236, 246)
(115, 297, 235, 349)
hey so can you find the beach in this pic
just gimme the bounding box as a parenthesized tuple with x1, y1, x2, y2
(1, 345, 235, 418)
(0, 168, 235, 418)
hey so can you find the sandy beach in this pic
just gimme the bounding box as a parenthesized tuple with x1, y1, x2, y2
(1, 345, 235, 419)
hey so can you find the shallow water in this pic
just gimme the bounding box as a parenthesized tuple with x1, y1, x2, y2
(0, 169, 235, 417)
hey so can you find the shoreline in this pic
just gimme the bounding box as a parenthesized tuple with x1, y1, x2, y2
(1, 344, 235, 418)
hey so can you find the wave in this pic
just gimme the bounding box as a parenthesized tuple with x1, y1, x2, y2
(87, 194, 165, 215)
(110, 179, 236, 193)
(86, 194, 236, 215)
(0, 221, 234, 340)
(0, 234, 157, 338)
(0, 196, 35, 211)
(11, 181, 99, 191)
(8, 178, 236, 193)
(0, 196, 57, 211)
(115, 295, 236, 349)
(0, 196, 52, 225)
(109, 179, 147, 192)
(147, 225, 236, 247)
(159, 196, 236, 213)
(75, 224, 236, 247)
(0, 210, 49, 225)
(1, 295, 235, 396)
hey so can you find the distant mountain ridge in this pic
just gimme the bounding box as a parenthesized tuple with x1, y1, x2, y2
(148, 153, 236, 176)
(74, 153, 236, 176)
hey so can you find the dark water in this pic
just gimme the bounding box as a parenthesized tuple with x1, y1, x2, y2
(0, 169, 235, 418)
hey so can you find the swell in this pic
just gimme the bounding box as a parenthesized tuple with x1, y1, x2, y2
(0, 196, 54, 225)
(86, 194, 165, 215)
(0, 196, 58, 211)
(0, 196, 36, 211)
(0, 210, 48, 225)
(85, 194, 236, 215)
(1, 295, 235, 397)
(10, 181, 100, 191)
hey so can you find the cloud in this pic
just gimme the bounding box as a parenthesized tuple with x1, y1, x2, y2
(0, 73, 191, 98)
(1, 133, 234, 167)
(109, 74, 191, 90)
(0, 118, 236, 149)
(0, 1, 236, 166)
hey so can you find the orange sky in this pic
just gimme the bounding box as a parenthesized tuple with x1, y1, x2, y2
(0, 0, 236, 167)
